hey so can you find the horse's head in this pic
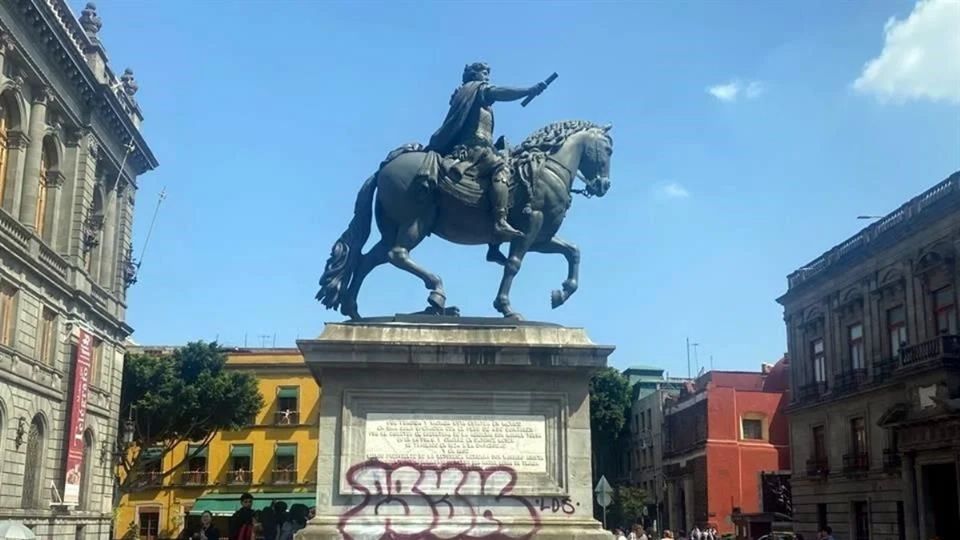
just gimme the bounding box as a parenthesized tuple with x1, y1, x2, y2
(577, 124, 613, 197)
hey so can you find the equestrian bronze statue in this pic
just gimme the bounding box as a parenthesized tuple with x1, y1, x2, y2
(317, 62, 613, 319)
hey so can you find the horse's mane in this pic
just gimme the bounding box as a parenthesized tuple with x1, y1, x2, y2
(512, 120, 605, 157)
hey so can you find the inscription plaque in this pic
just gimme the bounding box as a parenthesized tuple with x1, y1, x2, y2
(365, 413, 547, 473)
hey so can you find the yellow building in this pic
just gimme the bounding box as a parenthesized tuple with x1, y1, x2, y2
(115, 347, 318, 539)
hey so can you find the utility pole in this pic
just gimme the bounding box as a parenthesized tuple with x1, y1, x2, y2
(692, 343, 701, 374)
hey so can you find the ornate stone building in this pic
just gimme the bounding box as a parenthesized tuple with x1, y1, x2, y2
(778, 171, 960, 540)
(0, 1, 156, 538)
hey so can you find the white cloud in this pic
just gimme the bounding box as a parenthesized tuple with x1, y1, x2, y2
(707, 80, 765, 102)
(655, 182, 691, 200)
(853, 0, 960, 104)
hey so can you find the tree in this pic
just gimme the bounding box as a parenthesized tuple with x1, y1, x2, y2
(609, 485, 648, 531)
(589, 367, 631, 483)
(118, 341, 263, 492)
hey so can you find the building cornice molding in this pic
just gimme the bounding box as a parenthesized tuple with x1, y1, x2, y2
(4, 0, 157, 175)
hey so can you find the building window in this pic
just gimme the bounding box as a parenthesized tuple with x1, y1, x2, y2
(853, 501, 870, 540)
(896, 501, 905, 540)
(646, 409, 652, 431)
(812, 425, 826, 462)
(848, 323, 864, 371)
(273, 444, 297, 484)
(0, 99, 10, 201)
(183, 445, 208, 485)
(933, 285, 957, 335)
(639, 412, 645, 431)
(229, 445, 252, 484)
(275, 387, 300, 425)
(21, 415, 45, 509)
(742, 418, 764, 440)
(811, 338, 826, 383)
(38, 307, 57, 365)
(79, 430, 94, 510)
(138, 509, 160, 540)
(35, 142, 52, 236)
(90, 338, 103, 388)
(851, 417, 867, 456)
(888, 306, 907, 357)
(817, 503, 828, 531)
(0, 282, 17, 347)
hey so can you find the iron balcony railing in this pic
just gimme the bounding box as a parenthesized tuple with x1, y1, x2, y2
(834, 369, 868, 395)
(873, 358, 898, 383)
(901, 335, 960, 369)
(798, 381, 828, 402)
(272, 469, 297, 484)
(137, 471, 163, 487)
(805, 458, 829, 478)
(843, 452, 870, 475)
(274, 410, 300, 425)
(226, 470, 252, 485)
(181, 471, 208, 485)
(882, 448, 902, 472)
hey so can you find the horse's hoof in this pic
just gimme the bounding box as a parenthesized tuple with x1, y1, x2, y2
(428, 290, 446, 309)
(504, 312, 524, 321)
(551, 290, 564, 309)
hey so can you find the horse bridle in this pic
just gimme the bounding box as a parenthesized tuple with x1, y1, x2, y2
(547, 155, 603, 199)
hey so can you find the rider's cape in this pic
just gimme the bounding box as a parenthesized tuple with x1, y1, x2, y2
(426, 81, 489, 155)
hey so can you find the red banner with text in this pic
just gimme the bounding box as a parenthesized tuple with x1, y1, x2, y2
(64, 328, 93, 505)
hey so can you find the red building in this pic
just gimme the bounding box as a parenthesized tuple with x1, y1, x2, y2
(662, 359, 791, 537)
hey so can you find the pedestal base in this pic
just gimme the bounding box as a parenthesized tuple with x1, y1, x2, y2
(297, 319, 615, 540)
(297, 517, 614, 540)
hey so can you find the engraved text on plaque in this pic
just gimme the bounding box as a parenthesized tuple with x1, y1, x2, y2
(364, 413, 547, 473)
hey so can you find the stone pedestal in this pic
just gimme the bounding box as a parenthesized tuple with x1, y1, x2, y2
(296, 316, 614, 540)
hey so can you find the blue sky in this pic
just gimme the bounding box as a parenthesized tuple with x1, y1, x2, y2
(78, 0, 959, 375)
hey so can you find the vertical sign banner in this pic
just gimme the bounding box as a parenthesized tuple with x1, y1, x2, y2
(64, 328, 93, 505)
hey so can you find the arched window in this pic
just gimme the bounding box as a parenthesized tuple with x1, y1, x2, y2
(79, 429, 95, 510)
(0, 101, 9, 200)
(35, 137, 58, 237)
(21, 414, 45, 509)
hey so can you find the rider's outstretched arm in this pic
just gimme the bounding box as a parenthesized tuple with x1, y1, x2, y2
(486, 85, 539, 103)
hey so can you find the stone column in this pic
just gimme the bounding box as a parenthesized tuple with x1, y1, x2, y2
(18, 86, 49, 229)
(900, 453, 918, 540)
(98, 181, 118, 287)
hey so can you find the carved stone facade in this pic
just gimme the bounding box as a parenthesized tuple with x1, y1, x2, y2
(778, 171, 960, 540)
(0, 1, 157, 539)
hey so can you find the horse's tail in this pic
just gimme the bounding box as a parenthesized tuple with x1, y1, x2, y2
(316, 173, 377, 311)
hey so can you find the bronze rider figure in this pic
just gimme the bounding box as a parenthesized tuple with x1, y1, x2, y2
(426, 62, 547, 239)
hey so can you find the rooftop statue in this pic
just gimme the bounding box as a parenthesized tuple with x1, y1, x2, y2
(317, 62, 613, 320)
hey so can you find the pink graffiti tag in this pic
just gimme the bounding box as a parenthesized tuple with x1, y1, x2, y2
(339, 460, 542, 540)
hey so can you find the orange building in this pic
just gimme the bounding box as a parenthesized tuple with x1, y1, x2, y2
(662, 359, 791, 537)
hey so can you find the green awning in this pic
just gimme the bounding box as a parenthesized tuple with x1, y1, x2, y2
(230, 445, 252, 458)
(141, 447, 163, 461)
(275, 444, 297, 457)
(189, 492, 315, 516)
(277, 387, 299, 399)
(188, 445, 208, 458)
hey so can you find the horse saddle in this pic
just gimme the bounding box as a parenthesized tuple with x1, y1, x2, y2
(436, 136, 521, 207)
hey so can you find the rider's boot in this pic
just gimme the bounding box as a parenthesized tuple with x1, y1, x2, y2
(491, 180, 523, 239)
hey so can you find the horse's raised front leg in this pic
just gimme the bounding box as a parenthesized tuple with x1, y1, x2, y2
(493, 211, 544, 319)
(387, 218, 447, 313)
(530, 235, 580, 309)
(486, 243, 507, 266)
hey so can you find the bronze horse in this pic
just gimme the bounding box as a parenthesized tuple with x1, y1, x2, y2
(317, 120, 613, 319)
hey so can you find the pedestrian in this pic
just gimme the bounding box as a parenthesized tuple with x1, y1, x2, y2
(677, 530, 688, 540)
(279, 504, 309, 540)
(662, 530, 674, 539)
(818, 525, 835, 540)
(307, 506, 316, 520)
(185, 510, 219, 540)
(229, 492, 257, 540)
(259, 505, 278, 540)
